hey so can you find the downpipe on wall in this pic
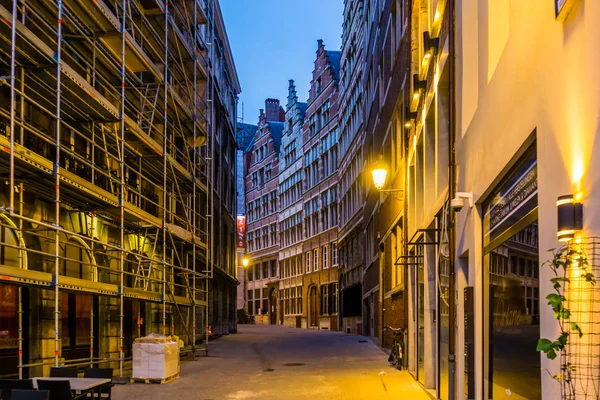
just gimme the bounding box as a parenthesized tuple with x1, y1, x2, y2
(448, 0, 457, 398)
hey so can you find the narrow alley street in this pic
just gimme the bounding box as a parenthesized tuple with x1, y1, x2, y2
(114, 325, 430, 400)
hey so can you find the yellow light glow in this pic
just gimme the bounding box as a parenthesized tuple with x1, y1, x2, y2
(572, 158, 585, 185)
(575, 192, 583, 202)
(434, 10, 441, 22)
(424, 53, 431, 60)
(372, 167, 388, 191)
(557, 229, 575, 242)
(413, 92, 420, 100)
(242, 257, 249, 267)
(556, 197, 574, 206)
(405, 122, 411, 128)
(413, 135, 417, 150)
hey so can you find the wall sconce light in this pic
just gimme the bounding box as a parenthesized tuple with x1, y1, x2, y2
(371, 157, 388, 191)
(371, 155, 404, 196)
(423, 31, 440, 55)
(557, 194, 583, 242)
(413, 74, 426, 92)
(404, 110, 418, 128)
(242, 256, 250, 267)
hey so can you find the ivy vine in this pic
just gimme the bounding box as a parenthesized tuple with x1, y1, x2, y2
(537, 245, 596, 393)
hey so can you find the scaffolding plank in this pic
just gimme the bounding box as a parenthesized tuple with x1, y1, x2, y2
(0, 265, 52, 288)
(0, 265, 196, 307)
(165, 222, 207, 248)
(83, 0, 164, 81)
(57, 275, 119, 296)
(0, 135, 119, 208)
(122, 202, 162, 228)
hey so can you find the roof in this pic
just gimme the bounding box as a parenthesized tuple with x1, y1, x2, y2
(326, 50, 342, 80)
(298, 102, 308, 116)
(267, 121, 284, 153)
(236, 123, 257, 150)
(243, 121, 284, 154)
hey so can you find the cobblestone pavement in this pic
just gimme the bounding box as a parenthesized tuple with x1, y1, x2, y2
(113, 324, 431, 400)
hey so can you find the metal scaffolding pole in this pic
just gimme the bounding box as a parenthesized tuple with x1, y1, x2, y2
(207, 0, 215, 354)
(18, 183, 23, 378)
(192, 0, 198, 357)
(8, 0, 17, 217)
(53, 0, 64, 369)
(119, 0, 127, 378)
(162, 0, 170, 338)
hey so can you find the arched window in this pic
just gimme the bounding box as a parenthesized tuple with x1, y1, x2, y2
(62, 236, 96, 281)
(0, 215, 26, 269)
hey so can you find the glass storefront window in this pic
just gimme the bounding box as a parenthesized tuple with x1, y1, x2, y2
(482, 142, 540, 399)
(485, 223, 540, 399)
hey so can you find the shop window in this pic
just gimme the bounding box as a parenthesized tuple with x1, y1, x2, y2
(482, 142, 539, 399)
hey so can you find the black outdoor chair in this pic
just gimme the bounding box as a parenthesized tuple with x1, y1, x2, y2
(10, 390, 50, 400)
(49, 368, 78, 378)
(83, 369, 113, 400)
(0, 380, 34, 400)
(36, 380, 86, 400)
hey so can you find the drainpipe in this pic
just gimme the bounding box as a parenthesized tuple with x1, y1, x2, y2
(448, 0, 457, 398)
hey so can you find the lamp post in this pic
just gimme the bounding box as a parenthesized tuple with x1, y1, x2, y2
(242, 256, 249, 268)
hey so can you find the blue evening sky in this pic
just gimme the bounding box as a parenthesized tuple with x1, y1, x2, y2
(220, 0, 343, 125)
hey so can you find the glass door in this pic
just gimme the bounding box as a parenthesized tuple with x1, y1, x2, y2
(417, 244, 425, 385)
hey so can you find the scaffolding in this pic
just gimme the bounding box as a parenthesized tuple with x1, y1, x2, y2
(0, 0, 215, 377)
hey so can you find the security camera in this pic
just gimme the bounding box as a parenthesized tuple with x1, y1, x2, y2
(450, 192, 473, 212)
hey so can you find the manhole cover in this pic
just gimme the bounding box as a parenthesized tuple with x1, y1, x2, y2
(264, 368, 275, 372)
(282, 363, 305, 367)
(358, 340, 368, 343)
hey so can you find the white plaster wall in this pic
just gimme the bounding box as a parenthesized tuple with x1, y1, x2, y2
(455, 1, 600, 399)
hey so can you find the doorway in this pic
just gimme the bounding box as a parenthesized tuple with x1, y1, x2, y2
(309, 286, 318, 327)
(269, 288, 277, 325)
(60, 292, 92, 362)
(124, 299, 146, 358)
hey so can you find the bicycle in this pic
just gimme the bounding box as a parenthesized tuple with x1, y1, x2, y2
(385, 325, 404, 370)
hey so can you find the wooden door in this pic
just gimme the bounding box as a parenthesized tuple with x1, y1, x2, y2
(309, 286, 318, 327)
(269, 289, 277, 325)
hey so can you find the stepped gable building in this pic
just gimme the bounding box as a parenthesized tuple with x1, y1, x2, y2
(300, 40, 341, 330)
(244, 99, 285, 325)
(278, 80, 307, 328)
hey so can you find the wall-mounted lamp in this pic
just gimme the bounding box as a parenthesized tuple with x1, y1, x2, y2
(557, 194, 583, 242)
(242, 256, 250, 267)
(404, 110, 418, 128)
(413, 74, 426, 92)
(423, 31, 440, 55)
(371, 155, 404, 195)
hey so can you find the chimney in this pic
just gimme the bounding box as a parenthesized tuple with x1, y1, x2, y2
(265, 98, 281, 122)
(317, 39, 324, 53)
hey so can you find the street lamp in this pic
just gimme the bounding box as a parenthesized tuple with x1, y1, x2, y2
(371, 157, 404, 194)
(242, 256, 249, 267)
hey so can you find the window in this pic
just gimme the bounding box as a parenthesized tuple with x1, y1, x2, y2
(391, 227, 404, 288)
(322, 245, 329, 269)
(320, 285, 329, 315)
(266, 164, 272, 180)
(313, 249, 319, 271)
(320, 283, 338, 315)
(254, 288, 261, 315)
(306, 251, 311, 273)
(332, 242, 338, 266)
